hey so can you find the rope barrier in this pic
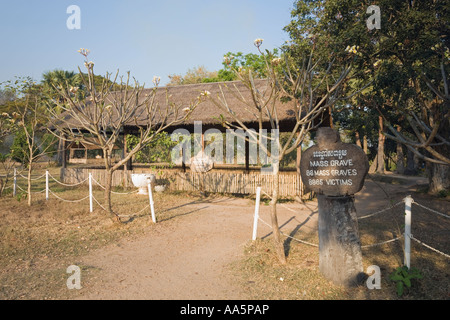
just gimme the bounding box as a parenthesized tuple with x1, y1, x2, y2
(257, 215, 319, 247)
(91, 176, 139, 195)
(260, 189, 317, 217)
(412, 201, 450, 219)
(92, 195, 109, 212)
(91, 194, 150, 219)
(361, 236, 403, 249)
(18, 173, 46, 181)
(118, 204, 151, 218)
(15, 184, 46, 194)
(358, 201, 403, 219)
(4, 170, 151, 220)
(5, 170, 450, 260)
(253, 189, 449, 260)
(410, 235, 450, 259)
(48, 172, 89, 187)
(48, 189, 89, 203)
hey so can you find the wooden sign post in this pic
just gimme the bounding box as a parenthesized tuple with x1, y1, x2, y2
(300, 127, 369, 287)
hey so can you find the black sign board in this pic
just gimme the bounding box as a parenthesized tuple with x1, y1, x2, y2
(300, 128, 369, 196)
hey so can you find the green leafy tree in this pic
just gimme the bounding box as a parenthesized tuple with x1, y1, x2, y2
(126, 131, 177, 164)
(167, 66, 219, 86)
(285, 0, 450, 192)
(221, 50, 279, 80)
(2, 78, 56, 205)
(0, 107, 18, 196)
(167, 49, 280, 86)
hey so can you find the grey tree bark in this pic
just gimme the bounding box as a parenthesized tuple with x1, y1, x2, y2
(318, 195, 365, 287)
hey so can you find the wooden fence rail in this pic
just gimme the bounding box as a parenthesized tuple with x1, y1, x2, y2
(61, 168, 305, 198)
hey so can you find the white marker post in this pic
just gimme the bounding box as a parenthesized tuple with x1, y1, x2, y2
(45, 170, 49, 201)
(404, 195, 413, 269)
(13, 168, 17, 197)
(252, 186, 262, 241)
(89, 173, 93, 213)
(148, 178, 156, 223)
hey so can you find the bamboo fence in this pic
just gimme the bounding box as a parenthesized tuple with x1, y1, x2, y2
(61, 167, 304, 198)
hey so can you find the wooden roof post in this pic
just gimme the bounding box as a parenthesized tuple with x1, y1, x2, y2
(245, 138, 250, 174)
(296, 143, 302, 199)
(62, 136, 67, 169)
(123, 127, 132, 188)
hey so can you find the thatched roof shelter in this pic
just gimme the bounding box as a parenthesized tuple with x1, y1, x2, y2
(55, 79, 301, 134)
(54, 79, 333, 175)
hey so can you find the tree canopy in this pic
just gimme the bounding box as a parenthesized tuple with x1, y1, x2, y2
(284, 0, 449, 191)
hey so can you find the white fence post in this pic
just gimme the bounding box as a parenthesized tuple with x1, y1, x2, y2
(45, 170, 49, 201)
(148, 178, 156, 223)
(13, 168, 17, 197)
(252, 186, 262, 241)
(404, 195, 413, 269)
(89, 173, 93, 213)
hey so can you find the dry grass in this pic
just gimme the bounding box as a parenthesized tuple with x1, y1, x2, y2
(0, 167, 449, 300)
(232, 188, 450, 300)
(0, 167, 199, 299)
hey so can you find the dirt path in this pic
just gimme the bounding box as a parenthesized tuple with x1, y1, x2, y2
(74, 175, 426, 300)
(74, 195, 319, 300)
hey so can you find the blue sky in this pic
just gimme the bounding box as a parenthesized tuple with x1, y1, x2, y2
(0, 0, 295, 87)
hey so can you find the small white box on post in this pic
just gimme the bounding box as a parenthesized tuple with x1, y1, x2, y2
(404, 195, 413, 269)
(252, 186, 262, 241)
(89, 173, 93, 213)
(45, 170, 49, 201)
(148, 178, 156, 223)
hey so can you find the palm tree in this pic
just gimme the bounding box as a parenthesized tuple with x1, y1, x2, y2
(42, 69, 81, 111)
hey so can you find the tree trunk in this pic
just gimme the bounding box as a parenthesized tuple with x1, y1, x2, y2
(104, 151, 120, 223)
(369, 152, 378, 173)
(404, 149, 417, 175)
(270, 162, 286, 264)
(57, 138, 64, 166)
(27, 163, 32, 206)
(296, 145, 303, 200)
(104, 169, 120, 222)
(396, 127, 405, 174)
(363, 135, 368, 155)
(355, 131, 362, 148)
(427, 140, 450, 193)
(376, 116, 385, 174)
(428, 163, 450, 194)
(318, 195, 364, 287)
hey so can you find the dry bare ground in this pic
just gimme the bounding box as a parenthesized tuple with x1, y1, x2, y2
(0, 169, 448, 300)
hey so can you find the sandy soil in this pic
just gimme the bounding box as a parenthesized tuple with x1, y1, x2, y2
(74, 174, 428, 300)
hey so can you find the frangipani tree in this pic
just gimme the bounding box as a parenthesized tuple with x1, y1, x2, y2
(208, 39, 356, 263)
(48, 49, 205, 222)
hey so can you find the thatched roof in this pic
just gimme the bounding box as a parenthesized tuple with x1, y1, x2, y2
(54, 79, 299, 133)
(159, 79, 298, 131)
